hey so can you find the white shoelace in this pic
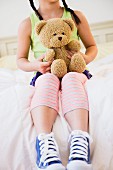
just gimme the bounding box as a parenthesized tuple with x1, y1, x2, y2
(38, 132, 60, 167)
(69, 130, 92, 161)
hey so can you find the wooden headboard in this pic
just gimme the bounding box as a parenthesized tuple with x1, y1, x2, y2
(0, 36, 17, 58)
(90, 20, 113, 43)
(0, 20, 113, 58)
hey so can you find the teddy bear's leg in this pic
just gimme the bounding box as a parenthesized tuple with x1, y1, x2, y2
(69, 53, 86, 73)
(51, 59, 67, 78)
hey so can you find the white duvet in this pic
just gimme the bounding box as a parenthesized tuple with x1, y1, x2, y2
(0, 54, 113, 170)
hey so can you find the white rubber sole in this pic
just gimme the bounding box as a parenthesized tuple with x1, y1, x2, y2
(37, 163, 66, 170)
(67, 161, 93, 170)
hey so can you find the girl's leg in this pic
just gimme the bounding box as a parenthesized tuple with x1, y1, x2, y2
(61, 72, 92, 170)
(31, 106, 58, 134)
(61, 72, 89, 131)
(30, 73, 65, 170)
(30, 73, 60, 134)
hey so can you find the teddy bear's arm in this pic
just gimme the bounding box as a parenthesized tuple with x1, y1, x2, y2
(44, 49, 55, 62)
(67, 40, 81, 52)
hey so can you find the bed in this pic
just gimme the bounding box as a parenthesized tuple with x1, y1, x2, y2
(0, 20, 113, 170)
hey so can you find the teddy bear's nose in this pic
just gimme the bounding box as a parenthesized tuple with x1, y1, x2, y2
(58, 37, 62, 41)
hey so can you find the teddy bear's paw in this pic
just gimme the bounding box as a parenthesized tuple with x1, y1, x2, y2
(44, 49, 55, 61)
(69, 53, 86, 73)
(67, 40, 81, 52)
(51, 59, 67, 78)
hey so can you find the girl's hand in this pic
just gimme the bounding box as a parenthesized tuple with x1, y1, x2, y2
(35, 54, 52, 74)
(66, 50, 77, 59)
(79, 52, 88, 64)
(66, 50, 88, 64)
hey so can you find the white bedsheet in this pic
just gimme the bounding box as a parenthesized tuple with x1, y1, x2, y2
(0, 54, 113, 170)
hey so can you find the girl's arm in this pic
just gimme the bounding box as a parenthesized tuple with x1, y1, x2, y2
(17, 18, 51, 73)
(75, 11, 98, 64)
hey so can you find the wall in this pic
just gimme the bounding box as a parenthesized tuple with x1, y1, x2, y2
(0, 0, 30, 38)
(68, 0, 113, 23)
(0, 0, 113, 38)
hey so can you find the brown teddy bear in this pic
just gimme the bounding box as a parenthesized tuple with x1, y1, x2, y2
(35, 18, 86, 78)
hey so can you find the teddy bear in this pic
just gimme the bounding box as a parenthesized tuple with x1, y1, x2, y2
(35, 18, 86, 78)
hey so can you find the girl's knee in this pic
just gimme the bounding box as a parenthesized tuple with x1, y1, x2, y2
(62, 72, 87, 84)
(35, 73, 60, 87)
(62, 72, 75, 80)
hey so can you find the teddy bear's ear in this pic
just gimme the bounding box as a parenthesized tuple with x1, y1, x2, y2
(63, 19, 75, 31)
(35, 20, 47, 35)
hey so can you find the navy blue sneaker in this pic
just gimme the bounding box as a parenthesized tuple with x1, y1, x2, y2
(67, 130, 93, 170)
(36, 132, 65, 170)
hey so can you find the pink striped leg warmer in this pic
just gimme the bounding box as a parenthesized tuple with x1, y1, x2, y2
(61, 72, 89, 115)
(30, 73, 60, 112)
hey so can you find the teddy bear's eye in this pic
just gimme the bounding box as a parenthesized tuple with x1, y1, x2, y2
(53, 33, 57, 36)
(62, 32, 65, 35)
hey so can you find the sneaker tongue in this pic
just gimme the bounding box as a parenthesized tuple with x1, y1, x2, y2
(38, 132, 53, 140)
(38, 133, 49, 140)
(71, 130, 87, 137)
(71, 130, 93, 143)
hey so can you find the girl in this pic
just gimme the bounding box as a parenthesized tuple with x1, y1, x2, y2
(17, 0, 98, 170)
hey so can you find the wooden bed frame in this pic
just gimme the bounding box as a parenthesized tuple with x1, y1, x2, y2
(0, 20, 113, 58)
